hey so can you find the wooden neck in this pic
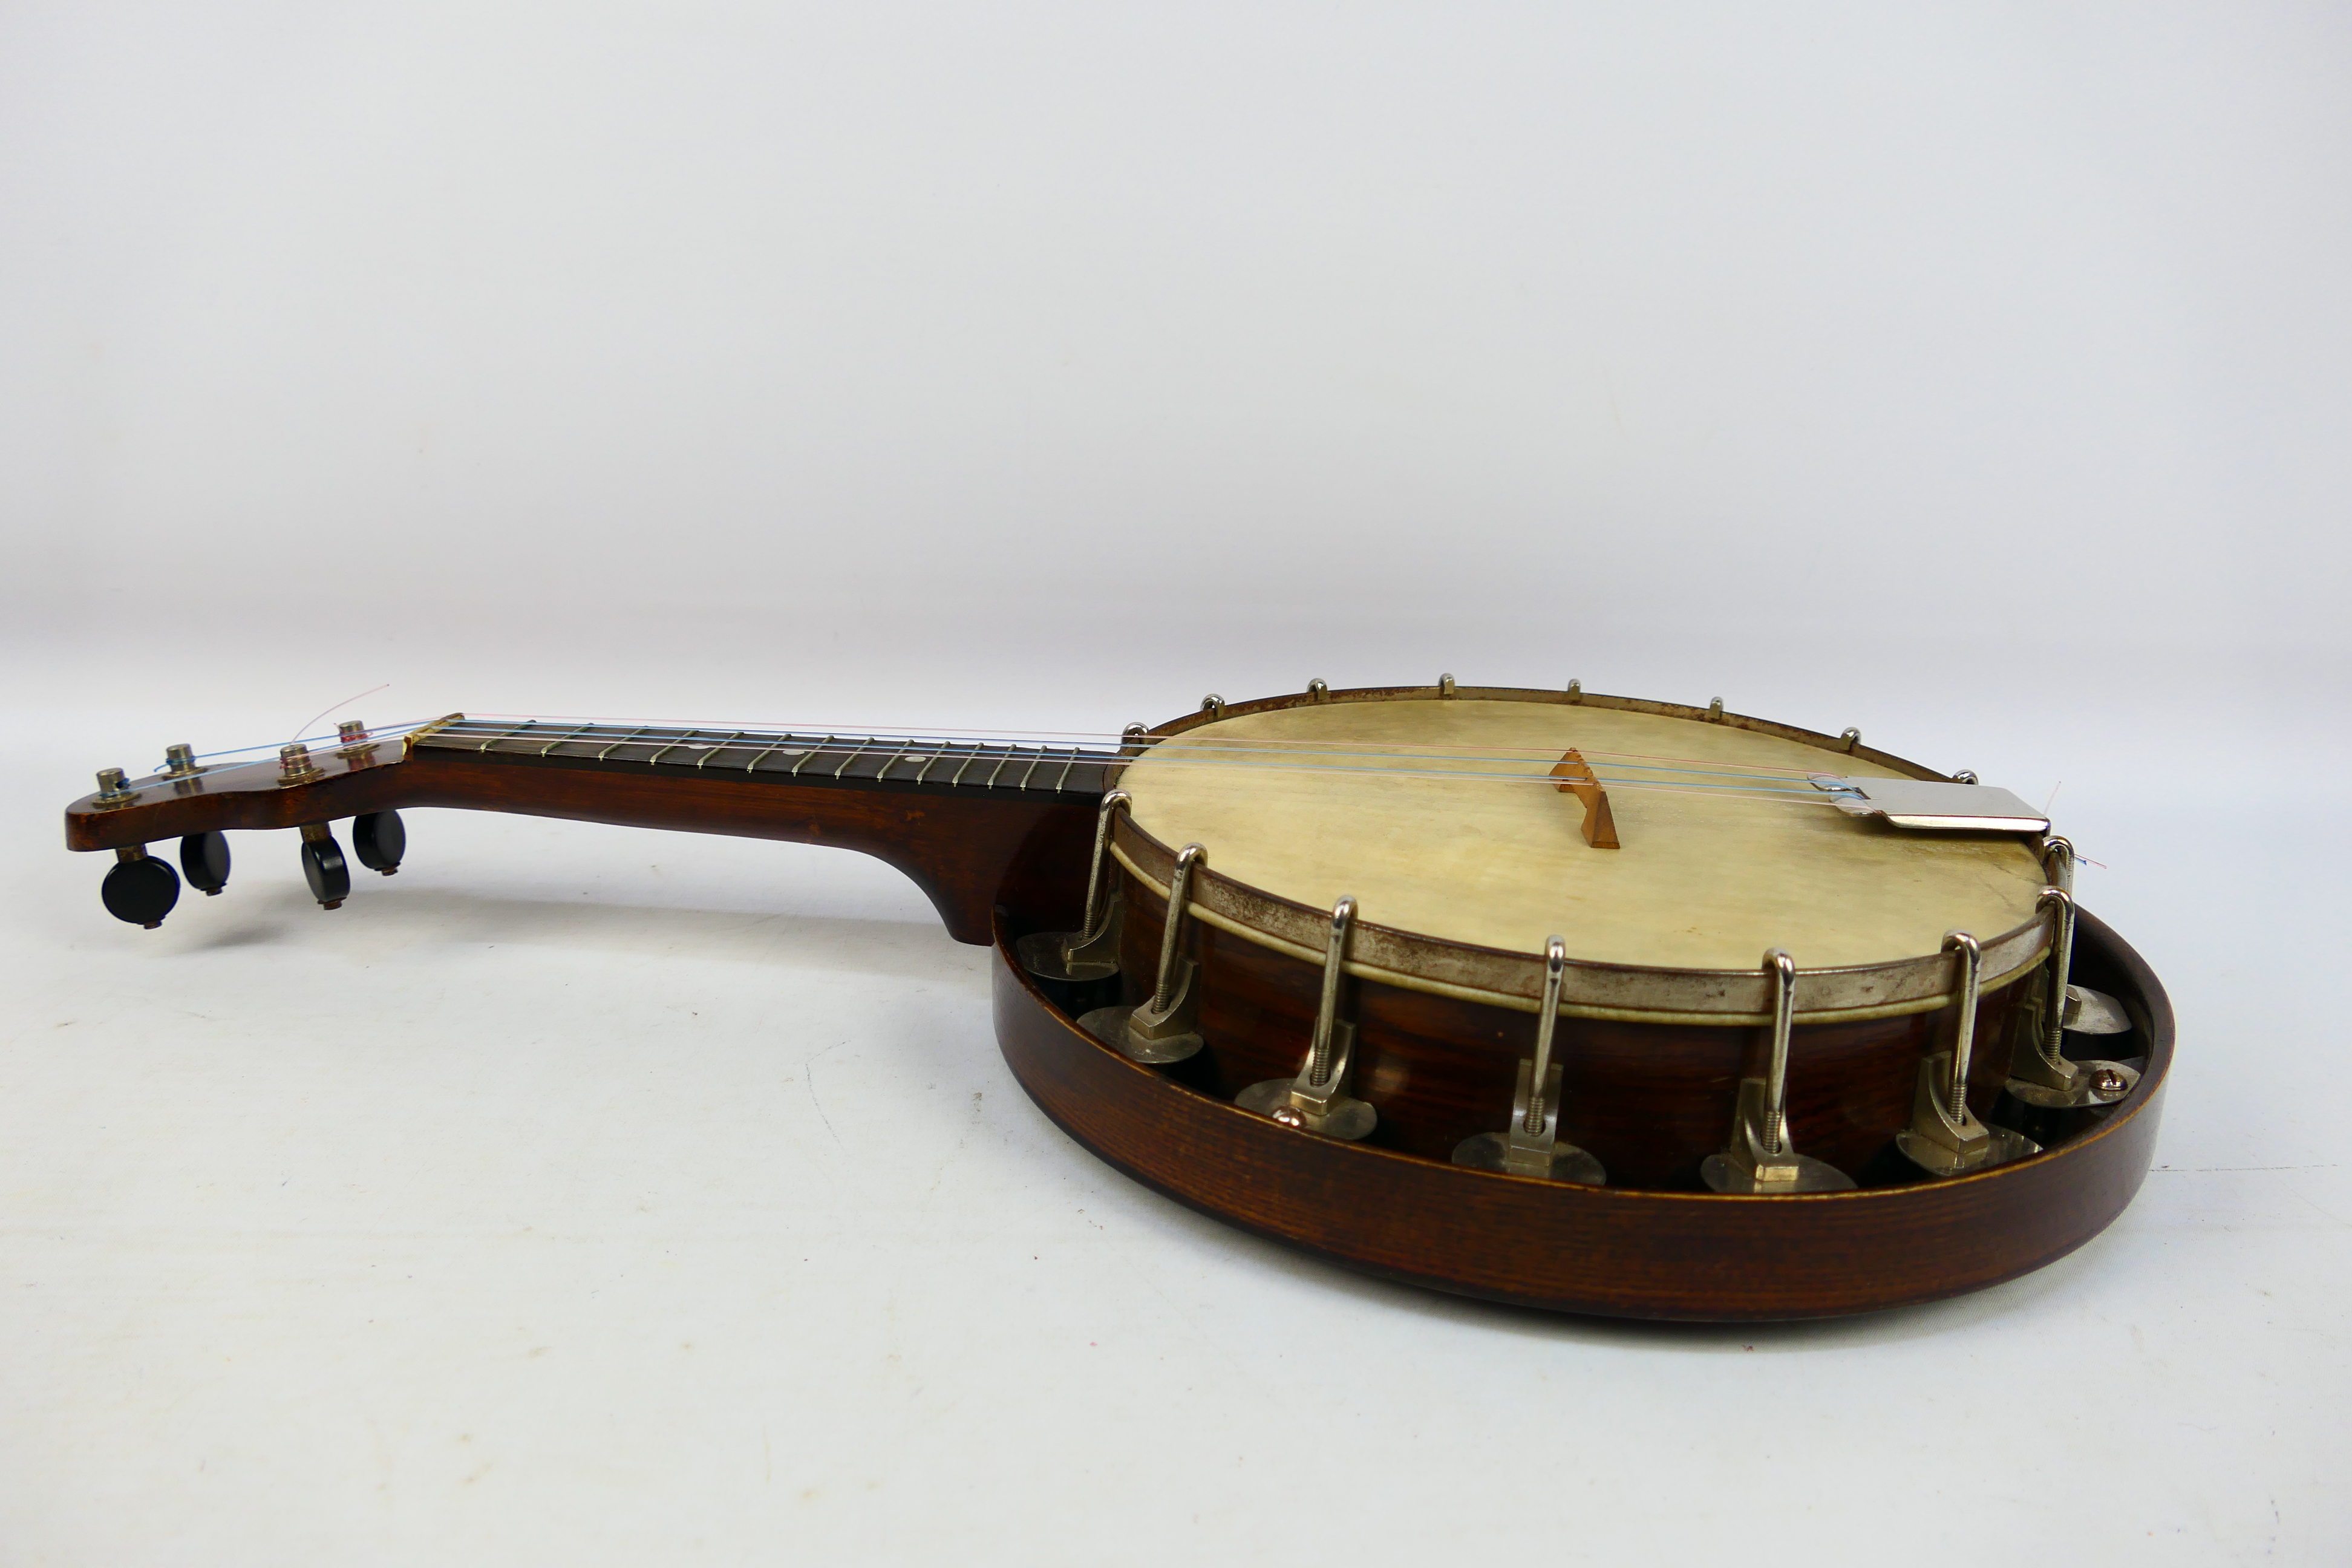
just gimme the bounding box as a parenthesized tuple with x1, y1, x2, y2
(65, 713, 1112, 944)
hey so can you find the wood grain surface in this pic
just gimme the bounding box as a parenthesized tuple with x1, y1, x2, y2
(66, 750, 1097, 944)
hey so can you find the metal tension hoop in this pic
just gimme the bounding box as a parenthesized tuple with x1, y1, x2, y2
(1236, 897, 1377, 1140)
(1077, 841, 1207, 1065)
(1700, 950, 1855, 1194)
(1896, 932, 2040, 1177)
(1016, 790, 1132, 983)
(1450, 938, 1606, 1184)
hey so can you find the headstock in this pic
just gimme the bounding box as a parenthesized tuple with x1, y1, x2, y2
(65, 717, 438, 929)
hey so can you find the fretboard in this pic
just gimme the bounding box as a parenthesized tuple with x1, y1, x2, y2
(411, 717, 1117, 802)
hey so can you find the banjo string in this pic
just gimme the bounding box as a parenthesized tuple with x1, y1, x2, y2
(154, 716, 1848, 781)
(136, 724, 1849, 807)
(132, 712, 1927, 809)
(408, 719, 1847, 795)
(428, 712, 1844, 779)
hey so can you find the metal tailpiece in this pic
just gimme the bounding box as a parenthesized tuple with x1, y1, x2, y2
(1016, 790, 1132, 982)
(1450, 938, 1606, 1184)
(1236, 898, 1377, 1140)
(1700, 950, 1856, 1194)
(1079, 843, 1207, 1065)
(1896, 932, 2040, 1177)
(1809, 776, 2050, 834)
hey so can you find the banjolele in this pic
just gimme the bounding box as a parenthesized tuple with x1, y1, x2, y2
(64, 681, 2168, 1322)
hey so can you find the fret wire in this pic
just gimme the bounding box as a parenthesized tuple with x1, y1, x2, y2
(539, 722, 598, 757)
(873, 743, 916, 780)
(694, 730, 750, 768)
(792, 737, 835, 777)
(594, 725, 652, 761)
(743, 733, 802, 773)
(644, 728, 701, 766)
(477, 719, 540, 754)
(425, 719, 1126, 782)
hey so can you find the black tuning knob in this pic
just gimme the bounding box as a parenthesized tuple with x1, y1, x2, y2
(352, 811, 406, 875)
(102, 847, 181, 928)
(299, 825, 351, 909)
(180, 831, 232, 895)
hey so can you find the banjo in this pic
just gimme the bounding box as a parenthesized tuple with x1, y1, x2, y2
(62, 679, 2168, 1321)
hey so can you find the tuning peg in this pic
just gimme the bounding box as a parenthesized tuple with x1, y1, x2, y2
(352, 811, 405, 875)
(298, 824, 351, 909)
(102, 846, 181, 928)
(179, 831, 231, 895)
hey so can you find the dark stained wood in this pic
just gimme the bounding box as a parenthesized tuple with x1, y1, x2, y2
(994, 904, 2171, 1321)
(65, 748, 1096, 945)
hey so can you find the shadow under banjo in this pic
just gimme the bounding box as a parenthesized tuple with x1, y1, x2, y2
(63, 680, 2167, 1321)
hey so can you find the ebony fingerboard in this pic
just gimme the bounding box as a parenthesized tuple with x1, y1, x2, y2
(411, 719, 1117, 802)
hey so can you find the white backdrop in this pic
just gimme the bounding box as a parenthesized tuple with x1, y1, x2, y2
(4, 5, 2348, 1564)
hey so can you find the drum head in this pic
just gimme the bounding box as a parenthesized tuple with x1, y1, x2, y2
(1119, 699, 2047, 972)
